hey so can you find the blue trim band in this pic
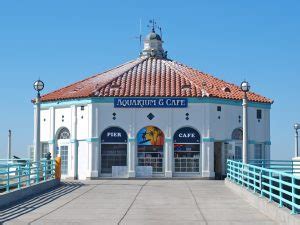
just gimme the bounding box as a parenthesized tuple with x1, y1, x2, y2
(128, 138, 135, 142)
(165, 138, 172, 142)
(248, 140, 256, 145)
(70, 139, 79, 143)
(40, 97, 272, 109)
(48, 140, 55, 144)
(202, 138, 215, 142)
(86, 137, 99, 143)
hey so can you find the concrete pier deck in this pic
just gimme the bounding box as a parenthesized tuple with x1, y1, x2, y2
(1, 180, 278, 225)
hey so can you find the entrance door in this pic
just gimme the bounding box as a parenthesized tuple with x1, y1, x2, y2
(60, 145, 69, 175)
(173, 127, 201, 175)
(101, 144, 127, 174)
(137, 126, 165, 174)
(100, 127, 128, 175)
(214, 142, 223, 180)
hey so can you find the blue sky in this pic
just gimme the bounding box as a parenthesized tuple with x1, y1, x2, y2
(0, 1, 299, 159)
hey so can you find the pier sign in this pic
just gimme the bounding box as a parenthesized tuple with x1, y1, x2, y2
(114, 98, 188, 108)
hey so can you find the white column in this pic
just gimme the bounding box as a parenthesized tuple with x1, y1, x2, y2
(164, 139, 172, 177)
(87, 103, 98, 178)
(128, 138, 136, 177)
(33, 97, 41, 162)
(49, 107, 55, 158)
(202, 141, 215, 178)
(71, 105, 78, 179)
(242, 94, 248, 164)
(128, 112, 136, 178)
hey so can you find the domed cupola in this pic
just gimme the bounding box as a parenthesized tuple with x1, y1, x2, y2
(141, 21, 167, 59)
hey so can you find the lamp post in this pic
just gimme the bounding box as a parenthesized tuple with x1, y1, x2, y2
(33, 80, 44, 162)
(294, 123, 300, 157)
(8, 130, 12, 159)
(241, 80, 250, 164)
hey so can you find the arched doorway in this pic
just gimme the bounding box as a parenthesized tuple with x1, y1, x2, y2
(100, 127, 128, 175)
(232, 128, 243, 160)
(137, 126, 164, 174)
(56, 127, 70, 176)
(173, 127, 201, 174)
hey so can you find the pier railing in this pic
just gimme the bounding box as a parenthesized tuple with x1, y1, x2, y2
(0, 159, 55, 194)
(227, 159, 300, 214)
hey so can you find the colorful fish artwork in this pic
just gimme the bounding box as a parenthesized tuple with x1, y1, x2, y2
(137, 126, 164, 146)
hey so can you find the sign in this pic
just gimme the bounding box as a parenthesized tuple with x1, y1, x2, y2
(114, 98, 188, 108)
(173, 127, 200, 143)
(101, 127, 127, 143)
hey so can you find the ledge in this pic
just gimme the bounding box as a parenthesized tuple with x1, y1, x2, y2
(225, 178, 300, 225)
(0, 179, 60, 209)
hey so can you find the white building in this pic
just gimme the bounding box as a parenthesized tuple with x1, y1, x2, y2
(35, 29, 273, 180)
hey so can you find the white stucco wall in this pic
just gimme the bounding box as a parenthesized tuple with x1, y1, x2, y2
(37, 98, 271, 180)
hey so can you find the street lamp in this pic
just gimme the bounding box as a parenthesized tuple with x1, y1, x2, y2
(33, 79, 44, 162)
(294, 123, 300, 158)
(241, 80, 250, 164)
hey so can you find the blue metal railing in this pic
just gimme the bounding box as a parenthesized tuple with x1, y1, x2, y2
(227, 159, 300, 214)
(0, 159, 55, 194)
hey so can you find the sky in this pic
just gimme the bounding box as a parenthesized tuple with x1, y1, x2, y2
(0, 0, 299, 160)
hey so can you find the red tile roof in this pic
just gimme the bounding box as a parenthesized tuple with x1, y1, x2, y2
(41, 57, 273, 104)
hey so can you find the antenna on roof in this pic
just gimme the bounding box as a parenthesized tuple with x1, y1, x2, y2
(134, 19, 143, 55)
(139, 19, 142, 52)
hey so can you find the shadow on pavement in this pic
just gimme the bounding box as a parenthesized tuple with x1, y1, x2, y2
(0, 181, 84, 223)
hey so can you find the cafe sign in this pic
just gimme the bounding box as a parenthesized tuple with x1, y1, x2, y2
(114, 98, 188, 108)
(173, 127, 201, 143)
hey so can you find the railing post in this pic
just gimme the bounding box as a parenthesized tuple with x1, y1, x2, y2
(269, 171, 272, 202)
(18, 164, 21, 189)
(36, 162, 39, 184)
(279, 174, 283, 208)
(259, 170, 263, 197)
(43, 160, 46, 181)
(291, 177, 296, 214)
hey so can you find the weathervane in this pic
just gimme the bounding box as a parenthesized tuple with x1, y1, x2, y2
(147, 19, 162, 39)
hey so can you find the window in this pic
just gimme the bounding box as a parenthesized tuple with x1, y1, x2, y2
(217, 106, 222, 112)
(257, 110, 262, 120)
(232, 128, 243, 140)
(60, 146, 69, 175)
(81, 106, 85, 111)
(57, 128, 70, 139)
(235, 146, 242, 160)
